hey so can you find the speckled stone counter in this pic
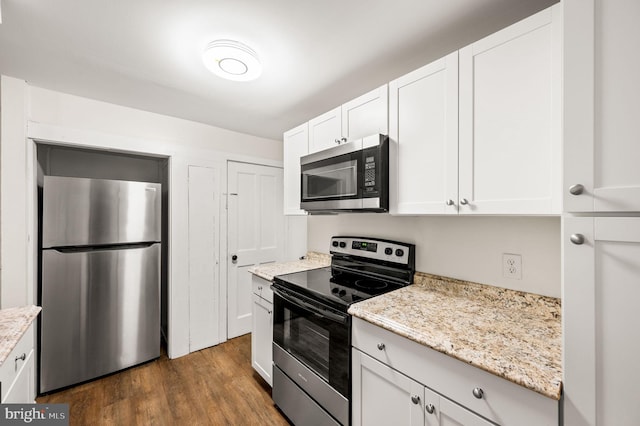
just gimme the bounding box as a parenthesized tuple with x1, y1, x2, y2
(248, 251, 331, 281)
(0, 305, 41, 367)
(348, 273, 562, 400)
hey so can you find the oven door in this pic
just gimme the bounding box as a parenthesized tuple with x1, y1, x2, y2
(272, 286, 350, 398)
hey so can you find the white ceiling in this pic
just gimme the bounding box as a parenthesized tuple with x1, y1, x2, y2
(0, 0, 557, 140)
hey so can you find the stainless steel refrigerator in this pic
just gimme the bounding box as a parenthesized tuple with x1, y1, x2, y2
(39, 176, 161, 393)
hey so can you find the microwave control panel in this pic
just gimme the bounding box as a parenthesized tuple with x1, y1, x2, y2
(364, 155, 376, 191)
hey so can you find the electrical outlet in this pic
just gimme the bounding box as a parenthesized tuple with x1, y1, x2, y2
(502, 253, 522, 279)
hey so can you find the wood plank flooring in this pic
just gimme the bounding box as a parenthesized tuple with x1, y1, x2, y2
(37, 334, 291, 425)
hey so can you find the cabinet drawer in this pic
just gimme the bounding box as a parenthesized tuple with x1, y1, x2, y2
(251, 275, 273, 303)
(352, 317, 558, 426)
(0, 324, 35, 402)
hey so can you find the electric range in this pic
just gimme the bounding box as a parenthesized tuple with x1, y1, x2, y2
(271, 236, 415, 426)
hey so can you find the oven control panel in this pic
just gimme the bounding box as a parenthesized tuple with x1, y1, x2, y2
(330, 236, 414, 266)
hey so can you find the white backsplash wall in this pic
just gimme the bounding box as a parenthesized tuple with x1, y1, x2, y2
(307, 215, 560, 298)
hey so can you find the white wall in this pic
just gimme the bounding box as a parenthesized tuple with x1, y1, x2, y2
(1, 75, 284, 360)
(308, 215, 561, 298)
(28, 86, 282, 160)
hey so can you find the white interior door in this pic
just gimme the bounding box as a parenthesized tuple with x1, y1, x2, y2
(227, 161, 284, 338)
(188, 165, 221, 352)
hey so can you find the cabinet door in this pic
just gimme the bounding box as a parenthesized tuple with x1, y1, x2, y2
(342, 85, 388, 142)
(308, 106, 342, 153)
(423, 388, 494, 426)
(459, 5, 561, 215)
(564, 217, 640, 426)
(352, 350, 424, 426)
(188, 165, 221, 352)
(251, 294, 273, 386)
(283, 123, 308, 215)
(563, 0, 640, 212)
(3, 350, 35, 403)
(389, 52, 458, 215)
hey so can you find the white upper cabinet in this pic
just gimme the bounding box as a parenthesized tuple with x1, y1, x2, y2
(283, 123, 308, 215)
(308, 106, 342, 153)
(458, 5, 562, 215)
(564, 0, 640, 213)
(389, 52, 459, 215)
(308, 85, 388, 154)
(341, 85, 388, 142)
(389, 5, 561, 216)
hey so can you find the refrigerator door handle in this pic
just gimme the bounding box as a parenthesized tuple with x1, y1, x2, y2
(50, 242, 158, 253)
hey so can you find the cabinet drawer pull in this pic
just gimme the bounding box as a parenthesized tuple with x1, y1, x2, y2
(377, 343, 385, 351)
(15, 353, 26, 368)
(445, 199, 455, 206)
(459, 198, 469, 205)
(570, 234, 585, 245)
(411, 395, 420, 405)
(425, 403, 435, 414)
(569, 184, 584, 195)
(472, 387, 484, 399)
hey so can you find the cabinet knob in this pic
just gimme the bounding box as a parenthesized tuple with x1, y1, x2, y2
(445, 199, 455, 206)
(340, 137, 347, 143)
(425, 404, 435, 414)
(570, 234, 585, 245)
(459, 198, 469, 205)
(472, 387, 484, 399)
(335, 139, 341, 144)
(231, 254, 238, 264)
(411, 395, 421, 405)
(377, 343, 385, 351)
(569, 184, 584, 195)
(257, 285, 262, 291)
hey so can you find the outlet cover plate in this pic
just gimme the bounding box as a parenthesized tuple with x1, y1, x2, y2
(503, 253, 522, 279)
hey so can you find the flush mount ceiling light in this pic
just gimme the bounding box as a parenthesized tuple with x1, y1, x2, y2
(202, 39, 262, 82)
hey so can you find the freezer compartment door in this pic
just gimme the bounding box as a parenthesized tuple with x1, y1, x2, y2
(40, 243, 160, 393)
(42, 176, 161, 248)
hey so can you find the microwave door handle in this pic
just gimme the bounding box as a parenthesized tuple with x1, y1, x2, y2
(273, 288, 348, 324)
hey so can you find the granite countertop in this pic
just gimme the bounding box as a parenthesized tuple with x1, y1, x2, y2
(0, 305, 41, 367)
(348, 273, 562, 400)
(248, 251, 331, 281)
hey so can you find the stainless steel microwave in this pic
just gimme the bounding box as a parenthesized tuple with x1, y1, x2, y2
(300, 134, 389, 213)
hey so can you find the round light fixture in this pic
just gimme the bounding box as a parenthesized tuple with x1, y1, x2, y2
(202, 39, 262, 82)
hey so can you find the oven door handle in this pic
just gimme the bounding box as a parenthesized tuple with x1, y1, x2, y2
(273, 287, 349, 325)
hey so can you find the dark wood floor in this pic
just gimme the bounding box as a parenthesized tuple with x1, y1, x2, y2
(37, 334, 290, 425)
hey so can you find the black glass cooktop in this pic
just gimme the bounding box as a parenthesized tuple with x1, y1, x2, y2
(272, 266, 405, 312)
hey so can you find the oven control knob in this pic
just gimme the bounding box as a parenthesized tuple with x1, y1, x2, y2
(395, 249, 404, 257)
(331, 287, 339, 294)
(332, 241, 339, 247)
(338, 289, 347, 297)
(339, 242, 347, 248)
(384, 247, 393, 255)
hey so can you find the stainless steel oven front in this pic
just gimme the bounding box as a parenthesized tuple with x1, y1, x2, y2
(272, 285, 350, 426)
(300, 134, 388, 213)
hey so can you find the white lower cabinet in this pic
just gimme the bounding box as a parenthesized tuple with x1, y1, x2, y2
(251, 275, 273, 386)
(353, 350, 492, 426)
(563, 217, 640, 426)
(351, 317, 558, 426)
(0, 324, 35, 403)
